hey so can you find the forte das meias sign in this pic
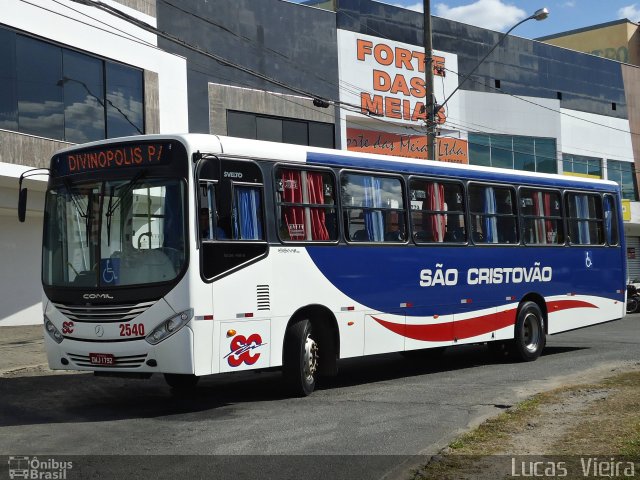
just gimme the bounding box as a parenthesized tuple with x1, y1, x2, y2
(337, 30, 465, 162)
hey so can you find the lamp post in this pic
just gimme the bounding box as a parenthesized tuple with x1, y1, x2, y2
(424, 6, 549, 161)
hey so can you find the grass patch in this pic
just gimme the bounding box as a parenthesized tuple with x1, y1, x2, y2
(412, 370, 640, 480)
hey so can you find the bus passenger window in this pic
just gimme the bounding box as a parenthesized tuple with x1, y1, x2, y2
(341, 173, 406, 243)
(275, 168, 338, 242)
(520, 188, 563, 245)
(603, 194, 619, 246)
(233, 186, 264, 240)
(566, 192, 604, 245)
(469, 184, 518, 244)
(410, 180, 466, 243)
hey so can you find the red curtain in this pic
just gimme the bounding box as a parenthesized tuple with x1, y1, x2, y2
(306, 172, 329, 241)
(281, 170, 305, 240)
(281, 170, 330, 241)
(428, 182, 446, 242)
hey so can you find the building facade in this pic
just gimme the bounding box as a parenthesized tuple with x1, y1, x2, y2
(1, 0, 189, 325)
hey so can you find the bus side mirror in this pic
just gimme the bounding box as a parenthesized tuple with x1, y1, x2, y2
(18, 187, 28, 223)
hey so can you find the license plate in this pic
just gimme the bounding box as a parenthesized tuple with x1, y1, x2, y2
(89, 353, 115, 365)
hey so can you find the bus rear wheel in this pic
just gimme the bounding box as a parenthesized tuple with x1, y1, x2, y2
(164, 373, 199, 390)
(283, 319, 318, 397)
(511, 301, 546, 362)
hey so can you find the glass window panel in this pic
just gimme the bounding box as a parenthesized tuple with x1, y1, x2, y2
(342, 174, 404, 208)
(608, 160, 638, 200)
(309, 122, 335, 148)
(43, 179, 186, 287)
(563, 153, 601, 177)
(342, 173, 405, 243)
(227, 111, 256, 139)
(534, 138, 557, 173)
(233, 186, 264, 240)
(520, 188, 563, 244)
(16, 35, 64, 139)
(276, 169, 337, 242)
(282, 120, 308, 145)
(256, 116, 282, 143)
(62, 50, 105, 143)
(562, 155, 574, 174)
(0, 29, 17, 131)
(490, 135, 513, 169)
(566, 193, 603, 245)
(469, 184, 517, 244)
(514, 151, 536, 171)
(603, 195, 619, 246)
(410, 180, 466, 243)
(588, 158, 602, 177)
(469, 133, 490, 166)
(105, 61, 143, 138)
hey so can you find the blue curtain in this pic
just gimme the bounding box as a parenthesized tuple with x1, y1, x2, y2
(362, 176, 384, 242)
(234, 187, 263, 240)
(575, 194, 590, 244)
(483, 187, 498, 243)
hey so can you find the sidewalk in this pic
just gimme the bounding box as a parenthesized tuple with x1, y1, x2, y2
(0, 325, 47, 375)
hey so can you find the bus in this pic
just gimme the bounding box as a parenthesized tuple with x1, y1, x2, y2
(18, 134, 626, 396)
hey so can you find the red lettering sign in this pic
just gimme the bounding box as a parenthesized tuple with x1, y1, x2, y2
(60, 143, 168, 175)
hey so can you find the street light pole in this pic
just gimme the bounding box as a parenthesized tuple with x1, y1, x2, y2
(423, 6, 549, 160)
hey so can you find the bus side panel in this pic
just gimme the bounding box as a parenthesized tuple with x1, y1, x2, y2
(306, 245, 625, 346)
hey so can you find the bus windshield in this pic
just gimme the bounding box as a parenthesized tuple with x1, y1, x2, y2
(43, 177, 186, 288)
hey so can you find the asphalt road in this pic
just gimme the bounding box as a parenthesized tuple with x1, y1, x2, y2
(1, 315, 639, 479)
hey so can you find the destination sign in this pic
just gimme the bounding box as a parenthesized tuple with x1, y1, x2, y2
(55, 143, 172, 176)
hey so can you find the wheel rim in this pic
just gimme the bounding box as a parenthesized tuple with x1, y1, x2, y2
(303, 334, 319, 384)
(522, 312, 541, 353)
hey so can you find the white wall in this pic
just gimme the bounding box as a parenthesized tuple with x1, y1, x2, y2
(5, 0, 189, 133)
(459, 90, 562, 140)
(560, 108, 633, 162)
(0, 164, 47, 326)
(0, 213, 44, 326)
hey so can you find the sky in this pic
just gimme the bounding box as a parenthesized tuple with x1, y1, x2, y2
(297, 0, 640, 39)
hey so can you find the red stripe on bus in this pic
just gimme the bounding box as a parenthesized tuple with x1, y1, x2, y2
(372, 300, 598, 342)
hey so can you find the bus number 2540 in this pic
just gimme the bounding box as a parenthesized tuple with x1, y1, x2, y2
(120, 323, 145, 337)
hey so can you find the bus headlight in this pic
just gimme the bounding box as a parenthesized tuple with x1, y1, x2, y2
(145, 309, 193, 345)
(44, 316, 64, 344)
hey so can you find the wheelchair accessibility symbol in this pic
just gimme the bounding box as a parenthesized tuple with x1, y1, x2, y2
(585, 251, 593, 269)
(100, 258, 120, 285)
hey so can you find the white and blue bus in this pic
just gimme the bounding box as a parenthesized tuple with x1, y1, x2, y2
(19, 134, 626, 396)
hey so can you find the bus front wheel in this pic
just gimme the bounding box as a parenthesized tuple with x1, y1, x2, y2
(283, 319, 318, 397)
(511, 301, 546, 362)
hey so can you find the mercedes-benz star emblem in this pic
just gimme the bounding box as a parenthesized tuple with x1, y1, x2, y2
(95, 325, 104, 337)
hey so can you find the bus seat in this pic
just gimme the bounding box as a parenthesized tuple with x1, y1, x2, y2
(385, 230, 404, 242)
(352, 229, 369, 241)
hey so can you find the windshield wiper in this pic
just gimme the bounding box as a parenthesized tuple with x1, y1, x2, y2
(63, 178, 88, 219)
(105, 170, 147, 246)
(62, 178, 94, 245)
